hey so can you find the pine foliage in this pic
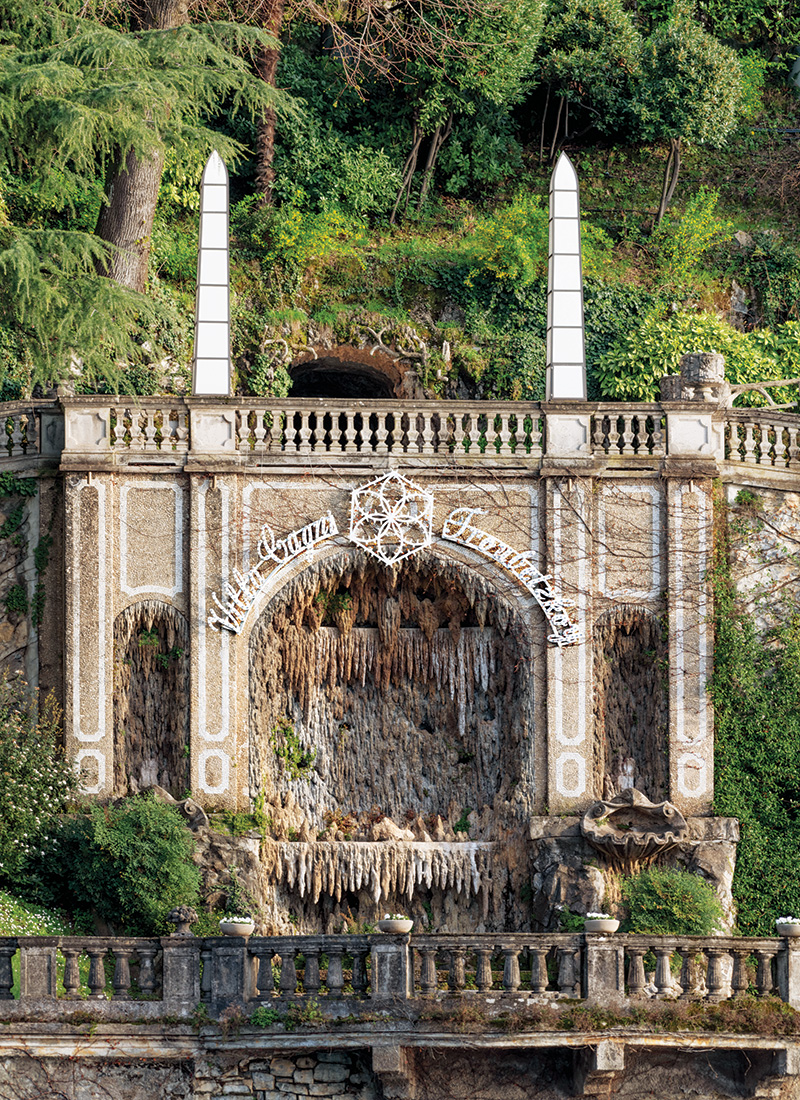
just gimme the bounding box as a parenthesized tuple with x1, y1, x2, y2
(0, 0, 296, 387)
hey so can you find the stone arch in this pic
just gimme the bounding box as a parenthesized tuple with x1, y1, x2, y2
(288, 346, 423, 399)
(593, 604, 668, 802)
(113, 600, 189, 798)
(247, 545, 538, 831)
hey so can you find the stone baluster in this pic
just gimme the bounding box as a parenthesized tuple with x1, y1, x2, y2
(351, 947, 369, 996)
(418, 947, 438, 997)
(326, 945, 344, 997)
(200, 945, 213, 1002)
(620, 415, 636, 454)
(756, 949, 776, 997)
(419, 411, 435, 455)
(501, 945, 521, 993)
(462, 413, 474, 453)
(650, 414, 665, 454)
(0, 943, 15, 999)
(497, 413, 512, 455)
(111, 946, 133, 999)
(24, 410, 38, 454)
(9, 413, 23, 455)
(654, 946, 674, 997)
(626, 947, 647, 999)
(374, 412, 389, 454)
(295, 411, 310, 454)
(731, 950, 750, 998)
(62, 948, 81, 998)
(475, 947, 494, 993)
(705, 948, 726, 1002)
(529, 414, 543, 456)
(253, 410, 268, 450)
(278, 947, 298, 996)
(87, 946, 108, 998)
(250, 947, 275, 998)
(110, 412, 121, 448)
(529, 947, 549, 994)
(592, 416, 607, 453)
(678, 946, 701, 999)
(303, 947, 321, 996)
(788, 426, 800, 468)
(448, 948, 466, 992)
(175, 408, 189, 447)
(557, 946, 578, 997)
(235, 410, 248, 452)
(743, 422, 757, 463)
(137, 945, 158, 995)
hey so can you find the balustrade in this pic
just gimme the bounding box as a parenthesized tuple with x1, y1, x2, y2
(0, 401, 57, 461)
(410, 934, 581, 997)
(0, 933, 797, 1020)
(233, 402, 544, 460)
(725, 412, 800, 468)
(591, 407, 665, 457)
(617, 936, 780, 1002)
(109, 405, 189, 453)
(245, 935, 371, 1001)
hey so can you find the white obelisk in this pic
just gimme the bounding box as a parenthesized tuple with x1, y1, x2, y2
(545, 152, 587, 401)
(192, 150, 231, 396)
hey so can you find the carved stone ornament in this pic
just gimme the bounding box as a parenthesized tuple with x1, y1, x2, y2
(350, 470, 433, 566)
(580, 788, 688, 872)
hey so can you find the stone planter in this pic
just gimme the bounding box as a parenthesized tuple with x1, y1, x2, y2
(584, 919, 620, 934)
(219, 918, 255, 938)
(377, 919, 413, 934)
(777, 922, 800, 937)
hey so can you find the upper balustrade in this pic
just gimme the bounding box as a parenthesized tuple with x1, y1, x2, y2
(1, 395, 798, 478)
(1, 931, 799, 1022)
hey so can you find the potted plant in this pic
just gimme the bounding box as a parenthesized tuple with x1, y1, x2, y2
(219, 867, 256, 937)
(377, 913, 414, 933)
(584, 911, 620, 933)
(776, 916, 800, 937)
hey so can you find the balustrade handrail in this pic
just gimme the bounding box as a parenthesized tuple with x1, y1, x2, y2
(0, 932, 799, 1019)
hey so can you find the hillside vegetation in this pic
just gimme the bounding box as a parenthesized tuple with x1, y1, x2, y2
(0, 0, 798, 403)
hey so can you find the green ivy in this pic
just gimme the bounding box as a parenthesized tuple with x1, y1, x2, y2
(711, 488, 800, 934)
(621, 866, 723, 935)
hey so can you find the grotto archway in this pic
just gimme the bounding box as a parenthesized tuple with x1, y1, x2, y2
(113, 600, 189, 798)
(287, 345, 423, 399)
(248, 548, 535, 832)
(593, 604, 668, 802)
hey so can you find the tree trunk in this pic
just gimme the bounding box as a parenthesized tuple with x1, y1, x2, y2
(95, 148, 166, 293)
(416, 114, 453, 212)
(390, 118, 423, 225)
(256, 0, 287, 206)
(656, 136, 682, 226)
(539, 84, 551, 165)
(548, 96, 565, 164)
(94, 0, 189, 291)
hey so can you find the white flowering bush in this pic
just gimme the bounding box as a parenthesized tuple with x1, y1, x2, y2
(0, 890, 72, 936)
(0, 673, 77, 881)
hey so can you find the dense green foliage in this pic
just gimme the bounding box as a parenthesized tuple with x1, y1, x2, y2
(22, 794, 201, 935)
(621, 866, 724, 935)
(0, 673, 76, 881)
(711, 498, 800, 935)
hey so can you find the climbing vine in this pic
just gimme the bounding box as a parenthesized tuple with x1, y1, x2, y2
(710, 485, 800, 934)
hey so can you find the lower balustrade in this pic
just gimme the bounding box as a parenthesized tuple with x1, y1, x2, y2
(0, 933, 797, 1019)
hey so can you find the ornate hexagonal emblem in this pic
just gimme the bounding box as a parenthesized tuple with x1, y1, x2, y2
(349, 471, 433, 566)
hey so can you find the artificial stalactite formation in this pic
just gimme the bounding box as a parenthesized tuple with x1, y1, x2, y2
(113, 600, 189, 798)
(249, 551, 533, 829)
(593, 605, 669, 802)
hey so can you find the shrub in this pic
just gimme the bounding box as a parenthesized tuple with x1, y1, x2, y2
(596, 309, 800, 402)
(621, 866, 723, 936)
(651, 187, 733, 286)
(0, 673, 76, 882)
(26, 794, 200, 935)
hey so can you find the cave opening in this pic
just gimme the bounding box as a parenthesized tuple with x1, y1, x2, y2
(113, 600, 189, 798)
(288, 357, 396, 399)
(248, 552, 532, 830)
(593, 606, 668, 801)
